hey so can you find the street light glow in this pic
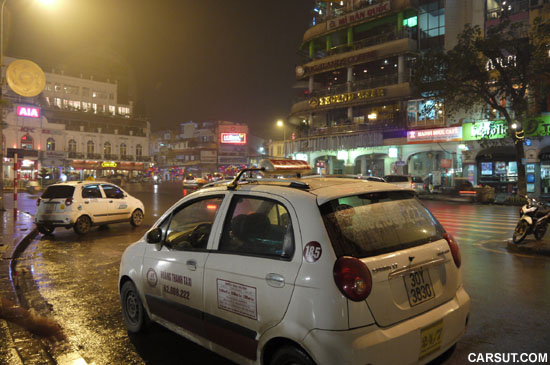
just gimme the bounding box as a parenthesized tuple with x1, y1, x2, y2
(38, 0, 56, 5)
(276, 120, 284, 127)
(511, 122, 518, 130)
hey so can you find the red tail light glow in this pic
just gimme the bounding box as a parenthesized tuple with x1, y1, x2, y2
(443, 232, 461, 268)
(36, 198, 41, 206)
(65, 198, 73, 206)
(333, 256, 372, 301)
(411, 182, 415, 189)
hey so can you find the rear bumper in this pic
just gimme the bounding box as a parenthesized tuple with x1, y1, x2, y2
(302, 286, 470, 365)
(35, 214, 75, 226)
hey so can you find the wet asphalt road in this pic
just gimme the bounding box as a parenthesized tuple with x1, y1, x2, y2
(11, 184, 550, 364)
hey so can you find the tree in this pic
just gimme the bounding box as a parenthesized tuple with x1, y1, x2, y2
(412, 15, 550, 196)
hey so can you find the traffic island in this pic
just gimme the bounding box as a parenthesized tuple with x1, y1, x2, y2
(507, 239, 550, 256)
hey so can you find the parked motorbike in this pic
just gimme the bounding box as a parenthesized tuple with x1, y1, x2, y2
(512, 196, 550, 244)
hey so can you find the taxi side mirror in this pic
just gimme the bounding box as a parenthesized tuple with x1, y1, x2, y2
(146, 227, 163, 244)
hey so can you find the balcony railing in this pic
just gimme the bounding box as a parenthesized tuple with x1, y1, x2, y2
(487, 0, 529, 19)
(86, 153, 102, 160)
(297, 116, 407, 139)
(68, 152, 85, 159)
(136, 155, 151, 162)
(296, 72, 408, 103)
(104, 154, 119, 160)
(120, 155, 135, 161)
(303, 29, 415, 62)
(311, 0, 388, 25)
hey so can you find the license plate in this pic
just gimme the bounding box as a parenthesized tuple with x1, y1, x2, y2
(403, 268, 435, 306)
(419, 320, 443, 359)
(45, 203, 57, 212)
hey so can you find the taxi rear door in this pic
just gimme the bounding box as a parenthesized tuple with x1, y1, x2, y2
(202, 192, 302, 361)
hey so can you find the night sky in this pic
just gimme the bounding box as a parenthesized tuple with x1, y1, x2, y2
(5, 0, 314, 138)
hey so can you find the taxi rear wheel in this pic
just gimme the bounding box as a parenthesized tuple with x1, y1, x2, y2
(74, 216, 91, 235)
(130, 209, 144, 227)
(270, 345, 314, 365)
(121, 281, 150, 333)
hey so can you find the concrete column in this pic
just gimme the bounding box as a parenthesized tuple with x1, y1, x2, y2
(347, 107, 353, 121)
(347, 66, 353, 93)
(397, 11, 403, 32)
(309, 75, 314, 92)
(329, 156, 334, 174)
(309, 41, 314, 59)
(347, 27, 353, 45)
(361, 155, 367, 175)
(398, 54, 405, 84)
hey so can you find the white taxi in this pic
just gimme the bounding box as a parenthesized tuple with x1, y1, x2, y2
(119, 159, 470, 365)
(35, 181, 145, 235)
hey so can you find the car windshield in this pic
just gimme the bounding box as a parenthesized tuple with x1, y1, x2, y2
(412, 176, 424, 183)
(319, 191, 444, 258)
(41, 185, 75, 199)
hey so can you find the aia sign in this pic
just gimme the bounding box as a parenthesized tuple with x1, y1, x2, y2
(17, 106, 41, 118)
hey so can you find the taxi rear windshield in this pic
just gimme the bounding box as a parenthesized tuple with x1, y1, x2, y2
(319, 191, 444, 258)
(41, 186, 75, 199)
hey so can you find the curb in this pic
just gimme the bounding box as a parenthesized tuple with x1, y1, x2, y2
(507, 240, 550, 256)
(8, 213, 38, 302)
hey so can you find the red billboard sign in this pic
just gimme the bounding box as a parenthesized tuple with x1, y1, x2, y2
(221, 133, 247, 144)
(17, 105, 41, 118)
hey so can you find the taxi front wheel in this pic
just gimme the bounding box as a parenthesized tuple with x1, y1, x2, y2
(121, 281, 150, 333)
(270, 345, 314, 365)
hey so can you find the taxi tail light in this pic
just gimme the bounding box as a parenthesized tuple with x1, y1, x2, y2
(411, 182, 415, 189)
(443, 232, 461, 268)
(65, 198, 73, 206)
(333, 256, 372, 302)
(36, 198, 41, 206)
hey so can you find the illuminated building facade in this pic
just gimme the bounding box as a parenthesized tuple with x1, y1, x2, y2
(285, 0, 550, 198)
(1, 56, 151, 183)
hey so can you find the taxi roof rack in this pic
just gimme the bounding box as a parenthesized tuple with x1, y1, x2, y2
(227, 167, 310, 191)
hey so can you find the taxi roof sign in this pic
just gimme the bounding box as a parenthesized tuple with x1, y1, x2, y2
(259, 159, 311, 175)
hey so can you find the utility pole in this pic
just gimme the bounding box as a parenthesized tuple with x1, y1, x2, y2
(0, 0, 6, 211)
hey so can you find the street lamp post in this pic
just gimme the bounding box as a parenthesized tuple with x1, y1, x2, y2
(276, 119, 285, 141)
(0, 0, 6, 211)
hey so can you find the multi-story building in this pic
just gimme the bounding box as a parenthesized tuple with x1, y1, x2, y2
(285, 0, 550, 198)
(1, 56, 151, 183)
(150, 121, 253, 179)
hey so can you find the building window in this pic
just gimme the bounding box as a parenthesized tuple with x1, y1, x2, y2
(120, 143, 127, 156)
(46, 137, 55, 151)
(87, 140, 95, 155)
(68, 139, 77, 152)
(54, 98, 62, 108)
(104, 142, 111, 156)
(64, 85, 79, 95)
(108, 105, 116, 115)
(21, 134, 33, 149)
(418, 0, 445, 49)
(45, 82, 52, 91)
(136, 144, 142, 157)
(82, 87, 90, 97)
(54, 83, 62, 92)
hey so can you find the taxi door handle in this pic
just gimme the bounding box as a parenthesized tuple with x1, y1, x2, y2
(266, 273, 285, 288)
(186, 260, 197, 271)
(109, 200, 113, 203)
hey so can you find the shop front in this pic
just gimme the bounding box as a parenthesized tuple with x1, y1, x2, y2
(70, 160, 147, 180)
(476, 149, 518, 194)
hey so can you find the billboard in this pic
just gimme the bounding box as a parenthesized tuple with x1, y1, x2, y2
(221, 133, 247, 145)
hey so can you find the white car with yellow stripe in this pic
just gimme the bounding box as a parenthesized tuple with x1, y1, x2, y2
(119, 159, 469, 365)
(35, 181, 144, 235)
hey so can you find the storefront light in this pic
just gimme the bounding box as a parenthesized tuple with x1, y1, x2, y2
(337, 150, 348, 161)
(295, 153, 308, 161)
(511, 122, 518, 130)
(458, 144, 468, 151)
(368, 113, 377, 120)
(388, 147, 398, 158)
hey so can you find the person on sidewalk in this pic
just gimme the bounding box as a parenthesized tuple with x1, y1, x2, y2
(0, 296, 65, 341)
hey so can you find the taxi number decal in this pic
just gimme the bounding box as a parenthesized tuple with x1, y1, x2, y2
(163, 284, 190, 300)
(303, 241, 322, 263)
